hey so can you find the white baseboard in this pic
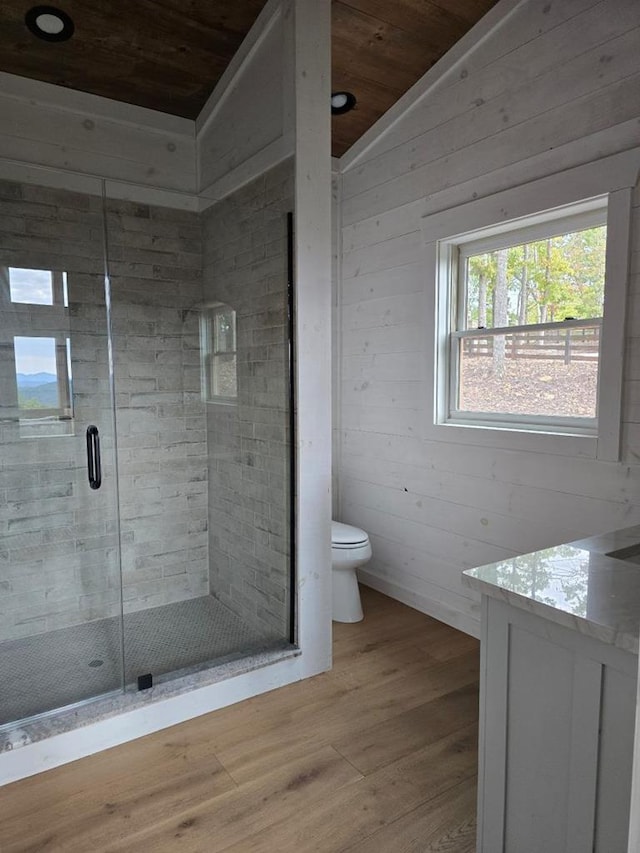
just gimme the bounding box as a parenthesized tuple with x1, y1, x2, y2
(358, 568, 481, 639)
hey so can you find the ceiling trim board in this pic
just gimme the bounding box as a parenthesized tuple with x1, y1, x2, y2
(195, 0, 284, 137)
(0, 71, 195, 138)
(104, 181, 200, 212)
(0, 156, 200, 210)
(338, 0, 526, 173)
(0, 158, 101, 196)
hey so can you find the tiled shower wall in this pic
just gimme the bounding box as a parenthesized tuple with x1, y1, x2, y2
(107, 199, 209, 614)
(0, 182, 209, 640)
(0, 171, 294, 643)
(202, 159, 293, 640)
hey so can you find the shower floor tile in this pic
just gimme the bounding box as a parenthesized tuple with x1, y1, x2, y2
(0, 596, 273, 727)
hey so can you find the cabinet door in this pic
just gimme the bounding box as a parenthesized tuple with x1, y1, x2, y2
(503, 625, 600, 853)
(479, 598, 635, 853)
(594, 665, 636, 853)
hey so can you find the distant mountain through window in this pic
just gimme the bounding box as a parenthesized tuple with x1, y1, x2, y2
(16, 373, 59, 408)
(16, 372, 57, 387)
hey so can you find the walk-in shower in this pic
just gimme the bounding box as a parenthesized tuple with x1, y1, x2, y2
(0, 159, 295, 730)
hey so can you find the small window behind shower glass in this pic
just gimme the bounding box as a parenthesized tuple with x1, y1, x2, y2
(201, 303, 238, 404)
(13, 335, 74, 435)
(8, 267, 68, 307)
(0, 266, 74, 434)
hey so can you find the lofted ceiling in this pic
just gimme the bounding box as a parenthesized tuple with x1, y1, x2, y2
(0, 0, 500, 158)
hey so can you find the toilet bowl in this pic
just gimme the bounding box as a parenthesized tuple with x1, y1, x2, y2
(331, 521, 372, 623)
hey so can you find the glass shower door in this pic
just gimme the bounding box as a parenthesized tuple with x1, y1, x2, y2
(103, 160, 295, 690)
(0, 175, 123, 727)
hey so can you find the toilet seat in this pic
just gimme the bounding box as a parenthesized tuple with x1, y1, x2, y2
(332, 541, 369, 551)
(331, 521, 368, 548)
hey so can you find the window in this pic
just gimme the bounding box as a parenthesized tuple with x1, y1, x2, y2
(422, 151, 638, 461)
(14, 335, 73, 420)
(446, 202, 607, 435)
(0, 266, 74, 432)
(201, 303, 237, 403)
(8, 267, 68, 307)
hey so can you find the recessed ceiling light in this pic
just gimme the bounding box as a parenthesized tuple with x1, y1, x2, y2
(25, 6, 74, 42)
(331, 92, 356, 115)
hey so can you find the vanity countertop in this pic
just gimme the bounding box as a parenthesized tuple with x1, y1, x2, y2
(463, 524, 640, 654)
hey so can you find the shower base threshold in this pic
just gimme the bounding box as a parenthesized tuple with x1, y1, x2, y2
(0, 595, 296, 751)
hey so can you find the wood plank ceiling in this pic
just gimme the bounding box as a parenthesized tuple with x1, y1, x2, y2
(0, 0, 500, 158)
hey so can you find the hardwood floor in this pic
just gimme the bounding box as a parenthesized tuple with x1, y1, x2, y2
(0, 586, 480, 852)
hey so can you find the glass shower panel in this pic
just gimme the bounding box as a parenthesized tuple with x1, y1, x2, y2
(0, 176, 123, 727)
(105, 193, 219, 685)
(201, 159, 295, 651)
(106, 159, 294, 688)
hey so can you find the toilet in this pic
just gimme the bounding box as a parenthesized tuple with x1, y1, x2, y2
(331, 521, 372, 623)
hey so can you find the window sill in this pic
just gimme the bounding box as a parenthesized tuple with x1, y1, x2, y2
(425, 419, 599, 459)
(205, 398, 238, 408)
(446, 412, 597, 437)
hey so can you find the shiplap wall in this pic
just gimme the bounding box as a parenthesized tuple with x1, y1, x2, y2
(337, 0, 640, 635)
(0, 73, 196, 197)
(197, 8, 289, 193)
(196, 0, 294, 202)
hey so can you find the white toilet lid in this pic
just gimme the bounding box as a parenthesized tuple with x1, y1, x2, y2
(331, 520, 369, 546)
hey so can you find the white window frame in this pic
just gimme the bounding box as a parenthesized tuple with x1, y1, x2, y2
(446, 201, 607, 437)
(0, 267, 74, 425)
(200, 302, 238, 405)
(421, 151, 637, 462)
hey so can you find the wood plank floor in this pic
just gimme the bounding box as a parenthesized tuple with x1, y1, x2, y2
(0, 586, 480, 852)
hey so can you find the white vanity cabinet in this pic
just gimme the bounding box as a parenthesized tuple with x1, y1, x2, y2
(464, 526, 640, 853)
(477, 596, 636, 853)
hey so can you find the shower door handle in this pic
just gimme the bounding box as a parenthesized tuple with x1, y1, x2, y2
(86, 425, 102, 490)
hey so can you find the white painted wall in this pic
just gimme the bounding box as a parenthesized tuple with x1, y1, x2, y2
(336, 0, 640, 636)
(0, 72, 196, 197)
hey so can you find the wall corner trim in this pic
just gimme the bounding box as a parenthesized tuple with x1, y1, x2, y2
(195, 0, 283, 137)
